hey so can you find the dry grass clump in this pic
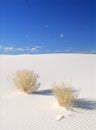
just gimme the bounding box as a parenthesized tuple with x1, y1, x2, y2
(52, 83, 76, 108)
(12, 69, 40, 94)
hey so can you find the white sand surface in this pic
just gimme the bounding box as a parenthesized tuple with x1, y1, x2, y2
(0, 54, 96, 130)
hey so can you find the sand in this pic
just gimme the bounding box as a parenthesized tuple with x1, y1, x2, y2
(0, 54, 96, 130)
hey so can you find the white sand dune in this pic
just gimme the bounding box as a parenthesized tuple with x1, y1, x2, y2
(0, 54, 96, 130)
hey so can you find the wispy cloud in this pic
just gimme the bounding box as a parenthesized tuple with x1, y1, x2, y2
(30, 46, 41, 52)
(53, 49, 72, 53)
(89, 50, 96, 54)
(63, 49, 71, 52)
(0, 45, 2, 50)
(16, 48, 24, 52)
(44, 25, 48, 28)
(25, 34, 29, 38)
(30, 48, 38, 52)
(45, 49, 96, 54)
(60, 33, 64, 38)
(0, 45, 42, 53)
(45, 49, 72, 53)
(0, 44, 96, 54)
(3, 47, 15, 52)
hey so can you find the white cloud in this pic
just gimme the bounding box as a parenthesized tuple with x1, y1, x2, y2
(3, 47, 25, 52)
(0, 45, 42, 53)
(30, 46, 41, 52)
(60, 33, 64, 38)
(16, 48, 24, 52)
(3, 47, 14, 52)
(30, 47, 38, 52)
(0, 44, 96, 54)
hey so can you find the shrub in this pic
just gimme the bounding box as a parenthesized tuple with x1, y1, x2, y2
(52, 83, 76, 108)
(12, 69, 40, 94)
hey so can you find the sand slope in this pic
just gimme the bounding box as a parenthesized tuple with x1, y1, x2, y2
(0, 54, 96, 130)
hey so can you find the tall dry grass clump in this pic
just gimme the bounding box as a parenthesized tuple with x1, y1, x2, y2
(52, 83, 76, 108)
(12, 69, 40, 94)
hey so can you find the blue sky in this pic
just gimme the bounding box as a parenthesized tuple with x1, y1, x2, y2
(0, 0, 96, 54)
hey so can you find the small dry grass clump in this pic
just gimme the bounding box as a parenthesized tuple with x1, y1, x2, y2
(52, 83, 76, 108)
(12, 69, 40, 94)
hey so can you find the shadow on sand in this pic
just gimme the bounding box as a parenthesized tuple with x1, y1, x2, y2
(33, 89, 53, 96)
(33, 89, 96, 111)
(33, 88, 79, 96)
(73, 98, 96, 110)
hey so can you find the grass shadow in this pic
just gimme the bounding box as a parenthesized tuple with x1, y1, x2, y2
(33, 89, 53, 96)
(73, 98, 96, 110)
